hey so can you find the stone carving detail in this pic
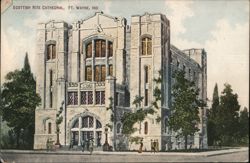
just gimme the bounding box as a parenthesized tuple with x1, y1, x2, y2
(80, 82, 92, 89)
(68, 82, 78, 87)
(96, 82, 105, 88)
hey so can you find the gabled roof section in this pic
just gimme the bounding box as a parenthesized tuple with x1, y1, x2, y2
(80, 11, 125, 24)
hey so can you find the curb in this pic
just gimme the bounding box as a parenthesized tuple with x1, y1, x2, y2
(0, 147, 248, 157)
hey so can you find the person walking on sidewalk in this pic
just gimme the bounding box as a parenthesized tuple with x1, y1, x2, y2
(89, 138, 94, 155)
(81, 139, 86, 152)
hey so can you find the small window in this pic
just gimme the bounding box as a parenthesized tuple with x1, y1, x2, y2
(48, 122, 52, 134)
(145, 66, 149, 83)
(81, 91, 93, 105)
(142, 37, 152, 56)
(47, 44, 56, 60)
(145, 89, 148, 106)
(144, 122, 148, 135)
(96, 91, 105, 105)
(68, 92, 78, 105)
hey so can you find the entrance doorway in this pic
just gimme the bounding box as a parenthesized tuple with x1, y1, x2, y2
(71, 115, 102, 146)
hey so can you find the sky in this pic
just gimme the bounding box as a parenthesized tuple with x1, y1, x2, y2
(1, 0, 249, 109)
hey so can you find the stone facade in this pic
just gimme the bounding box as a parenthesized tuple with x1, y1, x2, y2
(34, 12, 207, 150)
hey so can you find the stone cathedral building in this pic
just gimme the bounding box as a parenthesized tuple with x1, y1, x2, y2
(34, 12, 207, 150)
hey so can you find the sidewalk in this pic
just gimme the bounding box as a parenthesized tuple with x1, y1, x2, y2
(0, 147, 248, 157)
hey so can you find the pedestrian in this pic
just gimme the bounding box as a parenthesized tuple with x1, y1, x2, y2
(69, 138, 74, 150)
(156, 139, 159, 152)
(86, 139, 89, 151)
(151, 139, 154, 153)
(46, 138, 50, 152)
(89, 138, 94, 155)
(138, 139, 143, 153)
(81, 139, 86, 152)
(153, 140, 157, 153)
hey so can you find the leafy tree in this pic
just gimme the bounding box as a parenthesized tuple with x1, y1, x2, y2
(238, 107, 249, 144)
(168, 70, 202, 149)
(121, 71, 162, 149)
(218, 83, 240, 145)
(1, 53, 41, 149)
(207, 83, 220, 146)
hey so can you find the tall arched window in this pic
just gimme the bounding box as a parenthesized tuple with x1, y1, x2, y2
(142, 37, 152, 56)
(144, 121, 148, 135)
(47, 44, 56, 60)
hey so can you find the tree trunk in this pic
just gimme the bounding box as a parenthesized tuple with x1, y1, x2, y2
(184, 135, 188, 150)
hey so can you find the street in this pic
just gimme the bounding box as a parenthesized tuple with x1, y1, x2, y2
(0, 149, 248, 162)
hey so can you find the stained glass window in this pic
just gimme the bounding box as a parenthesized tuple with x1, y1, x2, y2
(95, 66, 101, 81)
(68, 92, 78, 105)
(95, 40, 101, 57)
(101, 40, 106, 57)
(101, 91, 105, 105)
(86, 42, 92, 58)
(86, 66, 92, 81)
(81, 91, 87, 105)
(101, 65, 106, 81)
(88, 91, 93, 104)
(95, 91, 101, 104)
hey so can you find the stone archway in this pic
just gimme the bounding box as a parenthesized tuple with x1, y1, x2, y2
(68, 112, 103, 146)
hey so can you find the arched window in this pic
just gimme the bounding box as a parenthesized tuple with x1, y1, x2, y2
(142, 37, 152, 56)
(144, 122, 148, 135)
(117, 123, 122, 134)
(47, 44, 56, 60)
(48, 122, 52, 134)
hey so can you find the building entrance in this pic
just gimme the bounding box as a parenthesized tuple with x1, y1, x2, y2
(70, 115, 102, 146)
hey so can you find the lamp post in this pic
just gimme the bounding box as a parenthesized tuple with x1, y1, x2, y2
(103, 127, 109, 151)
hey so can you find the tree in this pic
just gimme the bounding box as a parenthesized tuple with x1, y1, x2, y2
(55, 102, 64, 146)
(1, 53, 41, 149)
(121, 71, 162, 149)
(218, 83, 240, 145)
(168, 70, 202, 149)
(238, 107, 249, 144)
(207, 83, 220, 146)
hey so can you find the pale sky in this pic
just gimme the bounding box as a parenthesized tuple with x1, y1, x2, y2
(1, 0, 249, 109)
